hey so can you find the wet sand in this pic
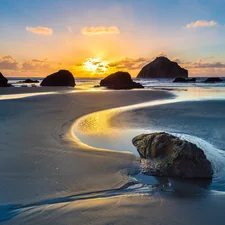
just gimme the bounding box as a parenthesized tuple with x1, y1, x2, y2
(1, 88, 205, 224)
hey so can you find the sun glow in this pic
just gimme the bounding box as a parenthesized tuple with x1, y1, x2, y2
(83, 58, 109, 74)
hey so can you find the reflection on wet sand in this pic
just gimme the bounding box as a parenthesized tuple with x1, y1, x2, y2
(72, 87, 225, 194)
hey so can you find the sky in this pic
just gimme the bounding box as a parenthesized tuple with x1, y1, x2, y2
(0, 0, 225, 77)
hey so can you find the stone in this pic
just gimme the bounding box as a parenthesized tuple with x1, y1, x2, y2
(132, 132, 213, 178)
(100, 71, 144, 89)
(41, 70, 75, 87)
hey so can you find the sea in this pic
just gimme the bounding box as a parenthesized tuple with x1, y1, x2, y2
(7, 77, 225, 89)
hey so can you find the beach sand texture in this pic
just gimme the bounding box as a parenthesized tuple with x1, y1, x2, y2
(0, 88, 225, 225)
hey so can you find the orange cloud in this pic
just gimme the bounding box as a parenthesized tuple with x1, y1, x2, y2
(108, 57, 151, 70)
(186, 20, 217, 28)
(81, 26, 120, 36)
(0, 55, 19, 70)
(26, 26, 53, 35)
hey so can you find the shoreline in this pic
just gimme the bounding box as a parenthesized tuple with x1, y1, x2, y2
(0, 88, 173, 223)
(1, 88, 225, 224)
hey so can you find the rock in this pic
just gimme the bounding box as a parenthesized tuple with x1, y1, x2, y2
(137, 57, 188, 78)
(41, 70, 75, 87)
(18, 79, 39, 83)
(132, 132, 213, 178)
(173, 77, 196, 83)
(100, 71, 144, 89)
(0, 72, 11, 87)
(204, 77, 223, 83)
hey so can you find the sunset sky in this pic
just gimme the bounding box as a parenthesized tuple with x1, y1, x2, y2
(1, 0, 225, 77)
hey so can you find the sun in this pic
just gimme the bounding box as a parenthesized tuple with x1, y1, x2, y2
(83, 58, 108, 74)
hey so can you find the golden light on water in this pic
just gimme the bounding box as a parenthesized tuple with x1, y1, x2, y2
(83, 58, 109, 75)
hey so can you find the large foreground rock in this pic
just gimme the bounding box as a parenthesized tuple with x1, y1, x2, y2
(204, 77, 223, 83)
(132, 132, 213, 178)
(41, 70, 75, 87)
(100, 71, 144, 89)
(0, 72, 10, 87)
(137, 57, 188, 78)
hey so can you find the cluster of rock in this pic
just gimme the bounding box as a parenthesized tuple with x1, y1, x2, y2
(137, 57, 188, 79)
(132, 132, 213, 178)
(173, 77, 196, 83)
(173, 77, 223, 83)
(100, 71, 143, 89)
(18, 79, 39, 83)
(204, 77, 222, 83)
(1, 57, 224, 88)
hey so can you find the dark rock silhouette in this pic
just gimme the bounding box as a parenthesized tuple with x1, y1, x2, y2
(137, 57, 188, 78)
(41, 70, 75, 87)
(204, 77, 223, 83)
(0, 72, 11, 87)
(100, 71, 144, 89)
(173, 77, 196, 83)
(18, 79, 39, 83)
(132, 132, 213, 178)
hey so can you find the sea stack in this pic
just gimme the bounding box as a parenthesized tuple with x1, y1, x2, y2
(41, 70, 76, 87)
(100, 71, 144, 89)
(137, 57, 188, 78)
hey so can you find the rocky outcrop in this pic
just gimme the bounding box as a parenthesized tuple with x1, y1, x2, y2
(204, 77, 223, 83)
(41, 70, 75, 87)
(173, 77, 196, 83)
(132, 132, 213, 178)
(18, 79, 39, 83)
(0, 72, 11, 87)
(137, 57, 188, 79)
(100, 71, 144, 89)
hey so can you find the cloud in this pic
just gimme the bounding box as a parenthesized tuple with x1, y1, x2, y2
(171, 57, 182, 64)
(186, 20, 218, 28)
(108, 57, 151, 70)
(156, 52, 167, 57)
(26, 26, 53, 35)
(188, 61, 225, 69)
(21, 59, 51, 71)
(81, 26, 120, 36)
(0, 55, 20, 70)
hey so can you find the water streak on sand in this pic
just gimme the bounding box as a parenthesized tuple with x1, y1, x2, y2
(72, 88, 225, 193)
(0, 182, 156, 222)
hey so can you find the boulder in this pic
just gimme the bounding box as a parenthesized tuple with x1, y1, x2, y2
(132, 132, 213, 178)
(41, 70, 75, 87)
(100, 71, 144, 89)
(0, 72, 10, 87)
(173, 77, 196, 83)
(18, 79, 39, 83)
(137, 57, 188, 78)
(204, 77, 223, 83)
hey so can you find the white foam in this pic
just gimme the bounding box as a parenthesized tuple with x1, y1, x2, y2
(171, 133, 225, 175)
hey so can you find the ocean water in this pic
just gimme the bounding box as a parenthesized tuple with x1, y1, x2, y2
(8, 77, 225, 89)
